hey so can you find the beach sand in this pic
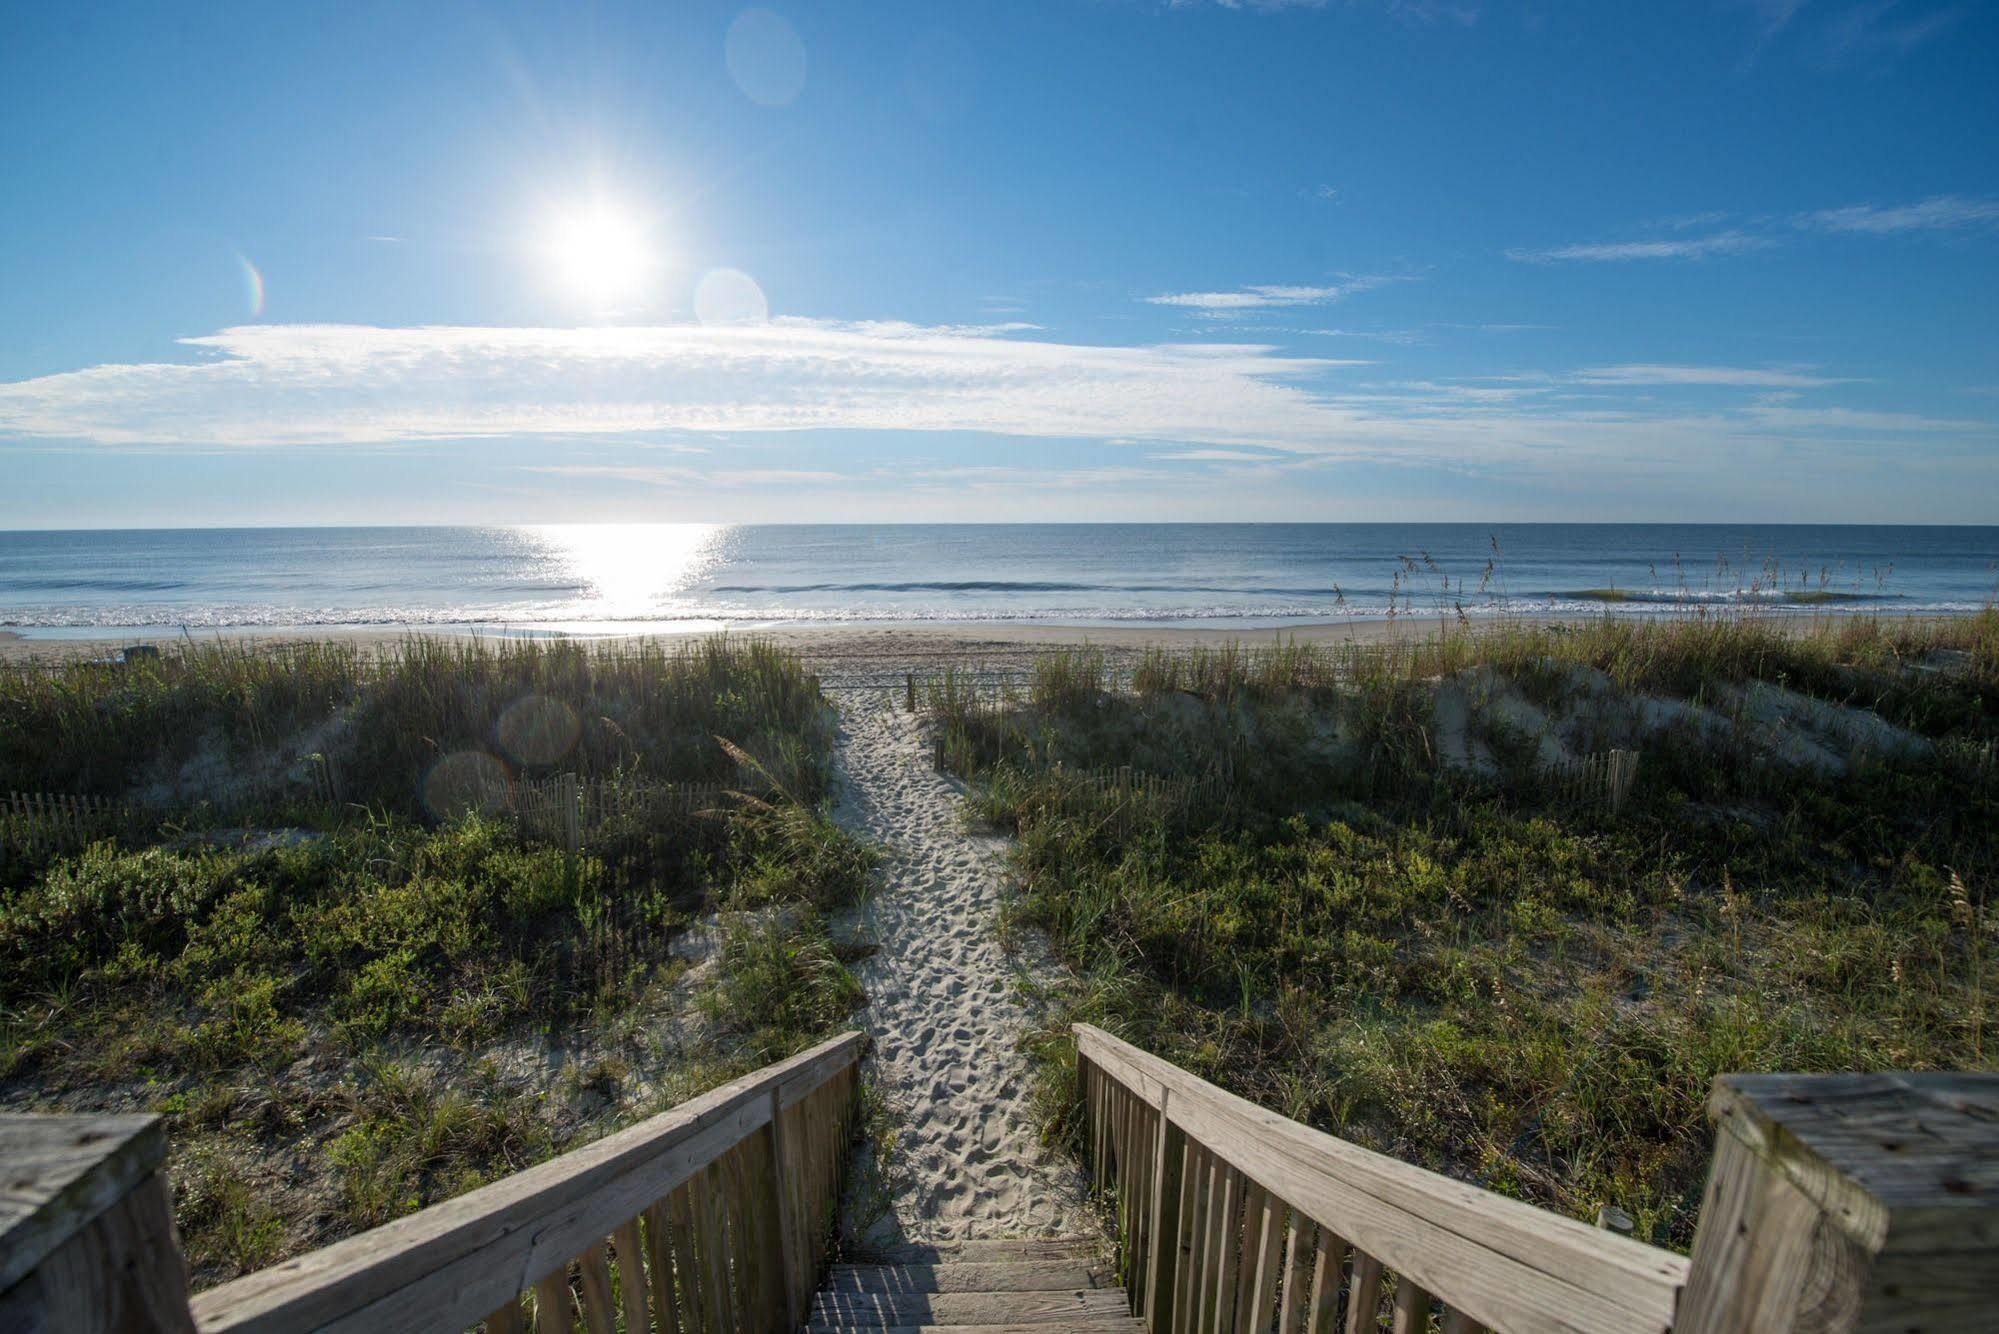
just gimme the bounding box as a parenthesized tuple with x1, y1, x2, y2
(0, 615, 1544, 668)
(829, 686, 1091, 1242)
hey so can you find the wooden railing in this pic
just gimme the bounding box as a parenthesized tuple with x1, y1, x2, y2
(2, 1031, 862, 1334)
(1075, 1024, 1998, 1334)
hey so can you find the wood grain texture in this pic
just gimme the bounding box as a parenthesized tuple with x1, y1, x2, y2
(18, 1172, 195, 1334)
(188, 1029, 860, 1334)
(0, 1113, 166, 1292)
(1679, 1072, 1999, 1334)
(1075, 1025, 1686, 1334)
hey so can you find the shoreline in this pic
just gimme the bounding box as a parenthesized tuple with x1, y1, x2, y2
(3, 608, 1986, 670)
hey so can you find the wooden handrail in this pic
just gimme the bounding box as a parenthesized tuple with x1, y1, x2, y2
(187, 1030, 863, 1334)
(1076, 1023, 1689, 1334)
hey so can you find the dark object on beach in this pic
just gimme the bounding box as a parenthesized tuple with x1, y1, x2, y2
(119, 645, 160, 664)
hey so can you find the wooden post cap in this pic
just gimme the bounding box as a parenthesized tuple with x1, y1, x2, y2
(0, 1114, 166, 1293)
(1710, 1072, 1998, 1250)
(1680, 1072, 1999, 1333)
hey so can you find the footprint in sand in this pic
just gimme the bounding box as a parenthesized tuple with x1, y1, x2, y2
(828, 690, 1089, 1245)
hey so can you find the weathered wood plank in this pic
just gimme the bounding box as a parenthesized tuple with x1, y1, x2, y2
(530, 1271, 571, 1334)
(1240, 1192, 1286, 1334)
(846, 1240, 1107, 1267)
(1075, 1025, 1686, 1332)
(819, 1262, 1112, 1293)
(575, 1243, 616, 1334)
(1678, 1072, 1999, 1334)
(479, 1294, 525, 1334)
(1144, 1093, 1185, 1326)
(1390, 1274, 1433, 1334)
(1343, 1250, 1381, 1334)
(640, 1202, 682, 1334)
(1305, 1230, 1345, 1334)
(804, 1323, 1145, 1334)
(189, 1030, 860, 1334)
(808, 1289, 1134, 1324)
(1165, 1071, 1679, 1333)
(18, 1172, 195, 1334)
(610, 1221, 648, 1334)
(663, 1186, 703, 1334)
(0, 1114, 167, 1292)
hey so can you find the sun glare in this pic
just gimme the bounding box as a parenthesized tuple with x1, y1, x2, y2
(544, 200, 658, 307)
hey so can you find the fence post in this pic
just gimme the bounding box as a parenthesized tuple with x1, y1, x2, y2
(560, 772, 580, 858)
(905, 672, 915, 713)
(1677, 1072, 1999, 1333)
(0, 1114, 196, 1333)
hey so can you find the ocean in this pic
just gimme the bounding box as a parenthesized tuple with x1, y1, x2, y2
(1, 524, 1994, 637)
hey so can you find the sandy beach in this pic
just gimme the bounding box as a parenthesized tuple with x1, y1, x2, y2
(0, 614, 1569, 668)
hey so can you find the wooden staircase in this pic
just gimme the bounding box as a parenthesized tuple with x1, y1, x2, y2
(808, 1238, 1140, 1332)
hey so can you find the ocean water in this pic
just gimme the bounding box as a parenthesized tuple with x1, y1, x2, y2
(1, 524, 1994, 636)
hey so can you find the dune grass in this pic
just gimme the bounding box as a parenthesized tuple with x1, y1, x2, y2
(0, 634, 831, 812)
(944, 613, 1997, 1250)
(0, 636, 874, 1287)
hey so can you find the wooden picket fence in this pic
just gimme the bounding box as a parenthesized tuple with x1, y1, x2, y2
(1548, 748, 1639, 815)
(1, 790, 132, 860)
(1019, 764, 1234, 838)
(509, 774, 728, 854)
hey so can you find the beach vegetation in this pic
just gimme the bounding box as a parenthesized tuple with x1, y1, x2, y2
(941, 612, 1997, 1250)
(0, 636, 872, 1288)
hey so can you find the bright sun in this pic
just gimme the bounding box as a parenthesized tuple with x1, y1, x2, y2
(545, 201, 657, 306)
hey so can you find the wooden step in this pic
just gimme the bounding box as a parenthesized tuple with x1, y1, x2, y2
(822, 1261, 1112, 1293)
(809, 1288, 1132, 1327)
(844, 1239, 1105, 1266)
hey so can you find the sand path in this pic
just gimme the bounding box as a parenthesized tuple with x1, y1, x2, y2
(828, 689, 1090, 1244)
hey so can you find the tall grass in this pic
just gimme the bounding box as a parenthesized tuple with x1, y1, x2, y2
(951, 612, 1998, 1250)
(0, 634, 832, 814)
(0, 634, 873, 1288)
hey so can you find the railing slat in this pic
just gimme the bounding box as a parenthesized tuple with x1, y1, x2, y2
(1306, 1231, 1347, 1334)
(664, 1185, 704, 1334)
(693, 1165, 731, 1334)
(1240, 1193, 1286, 1334)
(575, 1242, 616, 1334)
(610, 1222, 648, 1334)
(1276, 1214, 1311, 1334)
(639, 1203, 682, 1334)
(1145, 1091, 1185, 1326)
(531, 1272, 571, 1334)
(1391, 1274, 1433, 1334)
(479, 1293, 524, 1334)
(1215, 1165, 1244, 1331)
(1344, 1251, 1383, 1334)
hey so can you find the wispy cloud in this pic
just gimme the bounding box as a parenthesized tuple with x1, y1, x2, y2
(1143, 276, 1395, 311)
(1506, 231, 1772, 263)
(1797, 194, 1999, 234)
(0, 320, 1371, 453)
(1513, 193, 1999, 263)
(1815, 1, 1963, 67)
(1574, 364, 1845, 388)
(2, 321, 1989, 503)
(521, 465, 849, 488)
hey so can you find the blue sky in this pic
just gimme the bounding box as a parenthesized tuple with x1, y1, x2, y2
(2, 0, 1996, 526)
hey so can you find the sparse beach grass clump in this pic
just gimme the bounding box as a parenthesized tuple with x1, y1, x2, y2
(0, 635, 872, 1287)
(941, 612, 1998, 1251)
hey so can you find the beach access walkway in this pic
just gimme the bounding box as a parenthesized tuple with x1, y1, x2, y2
(826, 687, 1091, 1245)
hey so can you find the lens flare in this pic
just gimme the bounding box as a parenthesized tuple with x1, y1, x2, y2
(237, 253, 265, 317)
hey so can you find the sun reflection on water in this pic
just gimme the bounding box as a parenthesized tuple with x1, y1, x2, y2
(526, 523, 728, 620)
